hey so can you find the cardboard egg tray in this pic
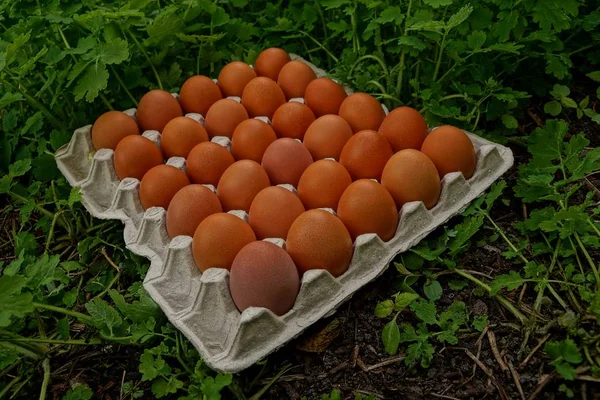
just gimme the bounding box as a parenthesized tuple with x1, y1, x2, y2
(55, 54, 514, 373)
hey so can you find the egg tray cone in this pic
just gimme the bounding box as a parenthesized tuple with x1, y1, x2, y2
(54, 55, 514, 373)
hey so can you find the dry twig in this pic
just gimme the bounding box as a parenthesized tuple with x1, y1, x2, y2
(507, 360, 525, 400)
(464, 350, 493, 377)
(487, 331, 508, 372)
(519, 334, 550, 369)
(526, 373, 555, 400)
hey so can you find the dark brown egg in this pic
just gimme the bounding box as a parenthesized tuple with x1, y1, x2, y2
(379, 107, 428, 152)
(248, 186, 305, 239)
(421, 125, 477, 179)
(204, 99, 249, 139)
(136, 90, 183, 132)
(92, 111, 140, 150)
(303, 115, 353, 161)
(261, 138, 313, 187)
(271, 102, 315, 140)
(338, 93, 385, 133)
(186, 142, 235, 186)
(192, 213, 256, 272)
(139, 165, 190, 210)
(217, 61, 257, 97)
(339, 130, 393, 181)
(286, 209, 353, 277)
(277, 60, 316, 99)
(337, 179, 398, 242)
(381, 149, 441, 209)
(114, 135, 163, 180)
(297, 160, 352, 211)
(166, 184, 222, 237)
(229, 241, 299, 316)
(161, 117, 209, 159)
(254, 48, 291, 81)
(178, 75, 222, 116)
(304, 78, 347, 117)
(217, 160, 271, 212)
(241, 77, 286, 119)
(231, 119, 277, 163)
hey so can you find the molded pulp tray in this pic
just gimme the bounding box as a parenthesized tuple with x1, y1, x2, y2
(55, 54, 514, 373)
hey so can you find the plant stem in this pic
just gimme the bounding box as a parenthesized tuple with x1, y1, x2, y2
(44, 210, 61, 252)
(6, 337, 102, 345)
(298, 31, 339, 63)
(483, 211, 529, 264)
(127, 29, 163, 90)
(587, 218, 600, 238)
(574, 232, 600, 288)
(93, 270, 121, 300)
(99, 93, 114, 110)
(39, 358, 50, 400)
(0, 375, 20, 398)
(349, 55, 391, 89)
(32, 302, 94, 326)
(395, 0, 413, 100)
(109, 65, 138, 107)
(432, 32, 448, 82)
(569, 42, 600, 56)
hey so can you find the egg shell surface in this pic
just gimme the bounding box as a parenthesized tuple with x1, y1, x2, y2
(160, 116, 209, 159)
(248, 186, 305, 239)
(136, 90, 183, 132)
(303, 115, 353, 161)
(166, 184, 223, 237)
(379, 106, 428, 152)
(421, 125, 477, 179)
(217, 160, 271, 212)
(113, 135, 163, 180)
(204, 99, 249, 139)
(217, 61, 257, 97)
(91, 111, 140, 150)
(254, 48, 291, 81)
(297, 160, 352, 210)
(179, 75, 223, 116)
(139, 164, 190, 210)
(277, 60, 316, 100)
(271, 102, 316, 140)
(338, 92, 385, 133)
(304, 78, 347, 117)
(241, 77, 287, 119)
(186, 142, 235, 186)
(339, 130, 393, 181)
(231, 119, 277, 163)
(261, 138, 313, 187)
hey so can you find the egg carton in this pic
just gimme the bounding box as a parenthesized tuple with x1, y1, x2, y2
(54, 55, 514, 373)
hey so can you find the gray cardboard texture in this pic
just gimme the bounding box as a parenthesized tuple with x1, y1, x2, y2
(55, 54, 514, 373)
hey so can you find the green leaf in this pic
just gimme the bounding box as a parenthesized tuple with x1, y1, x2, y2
(9, 159, 32, 178)
(395, 292, 420, 311)
(532, 0, 579, 32)
(467, 31, 486, 50)
(0, 347, 19, 369)
(423, 0, 453, 8)
(376, 6, 403, 25)
(73, 62, 109, 102)
(423, 280, 442, 301)
(25, 254, 61, 291)
(406, 340, 434, 368)
(375, 300, 394, 318)
(0, 92, 24, 107)
(211, 7, 230, 27)
(490, 271, 525, 295)
(410, 300, 437, 325)
(382, 318, 400, 355)
(446, 5, 473, 30)
(587, 71, 600, 83)
(201, 373, 233, 400)
(501, 114, 518, 129)
(448, 279, 468, 291)
(544, 100, 562, 116)
(448, 215, 484, 256)
(152, 377, 183, 398)
(62, 385, 93, 400)
(398, 36, 426, 51)
(561, 97, 577, 109)
(95, 39, 129, 65)
(85, 297, 123, 336)
(0, 275, 33, 327)
(473, 315, 488, 332)
(147, 9, 185, 41)
(555, 362, 578, 380)
(139, 350, 170, 381)
(108, 289, 161, 323)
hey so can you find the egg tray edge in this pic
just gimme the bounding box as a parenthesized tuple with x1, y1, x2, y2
(54, 55, 514, 373)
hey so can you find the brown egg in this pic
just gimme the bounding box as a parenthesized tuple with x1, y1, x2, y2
(114, 135, 163, 180)
(92, 111, 140, 150)
(192, 213, 256, 272)
(278, 61, 316, 100)
(231, 119, 277, 163)
(339, 130, 393, 181)
(166, 184, 222, 237)
(136, 90, 183, 132)
(286, 210, 353, 277)
(271, 102, 316, 140)
(303, 115, 353, 161)
(229, 241, 299, 316)
(254, 48, 291, 81)
(337, 179, 398, 242)
(178, 75, 222, 116)
(304, 78, 347, 117)
(217, 160, 271, 212)
(338, 93, 385, 133)
(217, 61, 257, 97)
(381, 149, 441, 210)
(421, 125, 477, 179)
(139, 165, 190, 210)
(248, 186, 305, 239)
(379, 107, 428, 152)
(186, 142, 235, 186)
(160, 117, 209, 159)
(204, 99, 249, 139)
(297, 160, 352, 211)
(241, 77, 286, 119)
(262, 138, 313, 187)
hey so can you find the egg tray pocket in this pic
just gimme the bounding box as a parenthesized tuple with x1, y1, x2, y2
(55, 55, 514, 373)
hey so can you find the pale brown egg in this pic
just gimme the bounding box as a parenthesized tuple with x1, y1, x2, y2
(286, 209, 353, 277)
(114, 135, 163, 180)
(136, 90, 182, 132)
(254, 48, 291, 81)
(229, 241, 299, 316)
(379, 107, 428, 152)
(217, 61, 257, 97)
(381, 149, 441, 209)
(160, 117, 209, 159)
(217, 160, 271, 212)
(192, 213, 256, 272)
(277, 60, 316, 99)
(186, 142, 235, 186)
(248, 186, 305, 239)
(178, 75, 222, 116)
(421, 125, 477, 179)
(139, 165, 190, 210)
(303, 115, 353, 161)
(304, 78, 347, 117)
(339, 130, 393, 181)
(204, 99, 249, 139)
(261, 138, 313, 187)
(271, 102, 315, 140)
(92, 111, 140, 150)
(166, 184, 223, 237)
(297, 160, 352, 211)
(338, 93, 385, 133)
(241, 77, 286, 119)
(231, 119, 277, 163)
(337, 179, 398, 242)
